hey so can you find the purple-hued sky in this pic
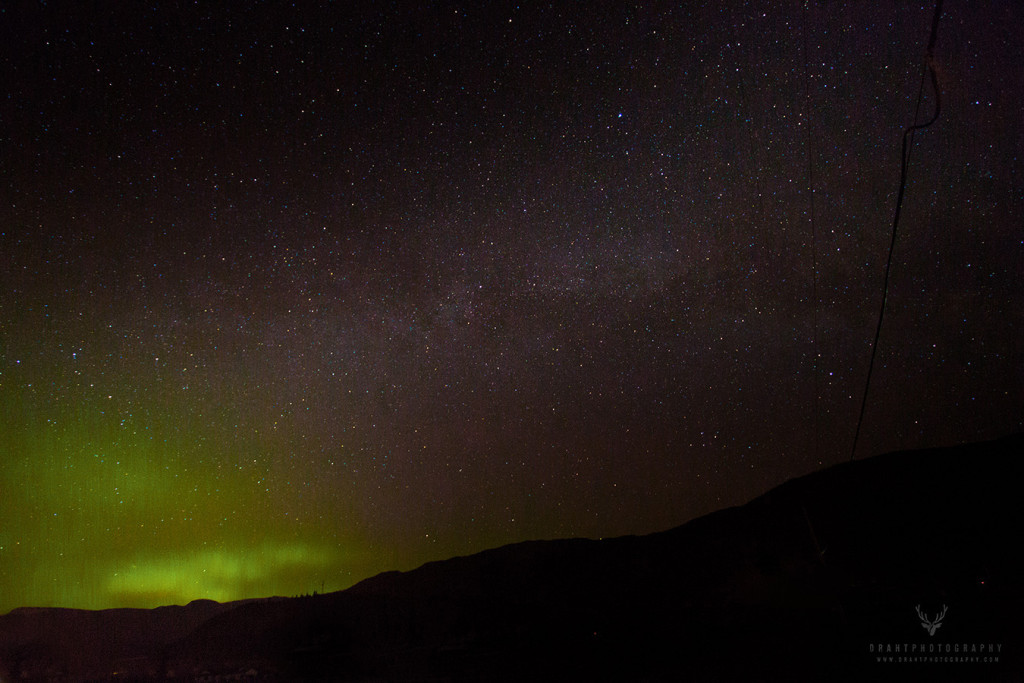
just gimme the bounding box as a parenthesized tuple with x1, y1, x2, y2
(1, 1, 1020, 613)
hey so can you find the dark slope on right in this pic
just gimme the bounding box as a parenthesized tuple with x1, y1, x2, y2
(161, 433, 1024, 681)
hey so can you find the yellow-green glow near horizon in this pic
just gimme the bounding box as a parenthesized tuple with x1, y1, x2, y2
(105, 543, 339, 606)
(0, 391, 375, 612)
(0, 313, 531, 615)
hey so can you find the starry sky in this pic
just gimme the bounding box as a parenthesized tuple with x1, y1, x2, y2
(1, 1, 1021, 613)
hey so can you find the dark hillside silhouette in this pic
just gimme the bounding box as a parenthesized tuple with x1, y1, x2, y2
(2, 434, 1022, 681)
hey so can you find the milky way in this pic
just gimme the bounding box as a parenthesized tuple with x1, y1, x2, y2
(1, 1, 1021, 612)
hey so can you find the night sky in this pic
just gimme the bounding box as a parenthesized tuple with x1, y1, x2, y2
(1, 1, 1021, 613)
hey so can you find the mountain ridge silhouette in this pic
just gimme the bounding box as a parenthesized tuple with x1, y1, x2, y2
(2, 433, 1022, 681)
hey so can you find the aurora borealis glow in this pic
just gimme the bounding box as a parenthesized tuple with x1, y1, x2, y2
(1, 1, 1021, 613)
(1, 380, 359, 608)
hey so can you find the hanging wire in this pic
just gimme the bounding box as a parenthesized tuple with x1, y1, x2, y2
(850, 0, 944, 460)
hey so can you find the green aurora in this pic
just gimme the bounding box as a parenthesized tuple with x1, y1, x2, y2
(1, 387, 377, 612)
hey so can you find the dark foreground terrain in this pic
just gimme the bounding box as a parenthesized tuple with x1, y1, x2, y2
(2, 434, 1022, 681)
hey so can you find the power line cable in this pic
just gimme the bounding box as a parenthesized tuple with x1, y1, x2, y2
(850, 0, 944, 461)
